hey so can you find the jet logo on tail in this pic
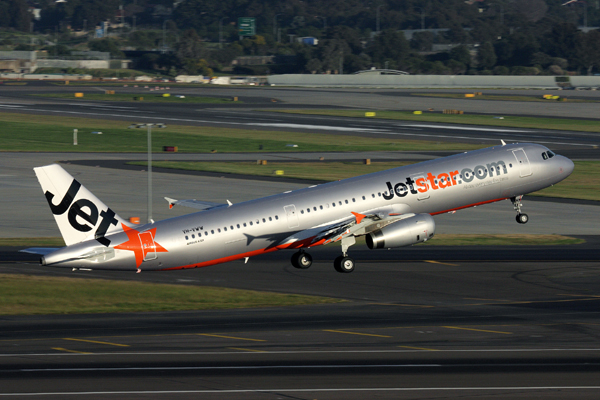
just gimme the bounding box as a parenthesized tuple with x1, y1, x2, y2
(44, 178, 119, 246)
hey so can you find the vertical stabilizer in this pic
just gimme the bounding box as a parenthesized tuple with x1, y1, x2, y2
(34, 164, 129, 246)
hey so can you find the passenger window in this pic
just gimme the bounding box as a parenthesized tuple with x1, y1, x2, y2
(269, 217, 272, 221)
(320, 205, 323, 210)
(250, 221, 253, 226)
(301, 210, 304, 214)
(224, 227, 227, 231)
(262, 218, 266, 223)
(243, 223, 247, 227)
(362, 196, 365, 200)
(211, 230, 214, 234)
(218, 228, 221, 233)
(185, 236, 188, 240)
(192, 234, 195, 238)
(237, 224, 240, 228)
(313, 206, 317, 211)
(332, 203, 336, 207)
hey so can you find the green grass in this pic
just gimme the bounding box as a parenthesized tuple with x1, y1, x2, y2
(271, 109, 600, 133)
(139, 160, 600, 202)
(410, 93, 594, 103)
(0, 112, 481, 153)
(33, 92, 240, 104)
(419, 234, 585, 246)
(532, 161, 600, 201)
(0, 273, 342, 315)
(0, 237, 65, 247)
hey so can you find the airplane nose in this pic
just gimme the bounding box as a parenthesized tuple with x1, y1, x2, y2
(560, 156, 575, 177)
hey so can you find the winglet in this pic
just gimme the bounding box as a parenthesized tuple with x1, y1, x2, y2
(351, 212, 366, 224)
(501, 140, 506, 146)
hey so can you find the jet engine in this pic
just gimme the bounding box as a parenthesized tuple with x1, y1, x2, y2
(366, 214, 435, 249)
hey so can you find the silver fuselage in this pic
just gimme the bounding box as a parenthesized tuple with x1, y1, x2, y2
(42, 143, 574, 271)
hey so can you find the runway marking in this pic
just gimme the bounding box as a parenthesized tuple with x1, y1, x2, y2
(424, 260, 459, 266)
(63, 338, 130, 347)
(197, 334, 266, 342)
(464, 297, 600, 306)
(323, 329, 392, 338)
(227, 347, 266, 353)
(52, 348, 91, 354)
(398, 345, 438, 351)
(3, 387, 600, 396)
(442, 326, 513, 335)
(4, 348, 600, 357)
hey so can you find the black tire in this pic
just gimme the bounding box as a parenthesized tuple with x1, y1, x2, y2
(334, 255, 355, 273)
(516, 213, 529, 224)
(291, 251, 312, 269)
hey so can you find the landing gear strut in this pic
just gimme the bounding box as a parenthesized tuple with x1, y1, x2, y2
(511, 195, 529, 224)
(291, 250, 312, 269)
(334, 236, 356, 273)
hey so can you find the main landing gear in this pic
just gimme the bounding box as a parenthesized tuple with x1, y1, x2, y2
(291, 250, 312, 269)
(511, 195, 529, 224)
(290, 236, 357, 273)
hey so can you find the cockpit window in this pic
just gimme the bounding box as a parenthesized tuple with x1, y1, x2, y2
(542, 152, 548, 160)
(548, 150, 555, 158)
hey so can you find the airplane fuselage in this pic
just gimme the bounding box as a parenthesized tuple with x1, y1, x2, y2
(39, 143, 574, 272)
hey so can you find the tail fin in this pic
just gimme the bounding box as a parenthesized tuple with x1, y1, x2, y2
(34, 164, 129, 246)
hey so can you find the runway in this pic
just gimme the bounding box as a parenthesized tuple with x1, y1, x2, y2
(0, 85, 599, 398)
(2, 247, 600, 399)
(0, 84, 599, 150)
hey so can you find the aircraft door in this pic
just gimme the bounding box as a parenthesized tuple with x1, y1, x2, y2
(411, 174, 430, 201)
(283, 205, 299, 228)
(512, 149, 532, 177)
(139, 231, 158, 261)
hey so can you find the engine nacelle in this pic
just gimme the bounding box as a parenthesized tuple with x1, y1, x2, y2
(366, 214, 435, 249)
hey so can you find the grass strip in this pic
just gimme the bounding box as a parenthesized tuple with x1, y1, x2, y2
(271, 109, 600, 133)
(410, 93, 594, 103)
(0, 273, 342, 315)
(0, 237, 65, 247)
(0, 112, 481, 153)
(33, 93, 240, 104)
(139, 160, 600, 201)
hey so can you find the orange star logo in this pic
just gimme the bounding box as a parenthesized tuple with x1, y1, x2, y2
(114, 223, 168, 267)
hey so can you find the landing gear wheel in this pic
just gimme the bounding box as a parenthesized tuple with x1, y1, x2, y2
(291, 251, 312, 269)
(516, 213, 529, 224)
(334, 255, 355, 273)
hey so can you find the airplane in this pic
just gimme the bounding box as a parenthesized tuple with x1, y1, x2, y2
(24, 142, 574, 273)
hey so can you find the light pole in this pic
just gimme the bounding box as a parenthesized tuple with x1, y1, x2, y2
(415, 7, 425, 30)
(273, 13, 283, 37)
(219, 17, 227, 48)
(376, 5, 384, 33)
(129, 123, 167, 224)
(162, 20, 170, 53)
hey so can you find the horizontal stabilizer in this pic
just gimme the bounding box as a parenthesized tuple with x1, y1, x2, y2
(20, 247, 60, 255)
(165, 197, 231, 210)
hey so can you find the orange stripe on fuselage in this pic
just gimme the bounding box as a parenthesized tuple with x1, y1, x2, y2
(430, 197, 508, 216)
(162, 198, 508, 271)
(160, 235, 327, 271)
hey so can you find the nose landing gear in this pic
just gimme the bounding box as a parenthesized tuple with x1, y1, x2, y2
(511, 195, 529, 224)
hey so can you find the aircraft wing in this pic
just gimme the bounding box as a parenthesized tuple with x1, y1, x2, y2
(165, 197, 232, 210)
(278, 204, 412, 247)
